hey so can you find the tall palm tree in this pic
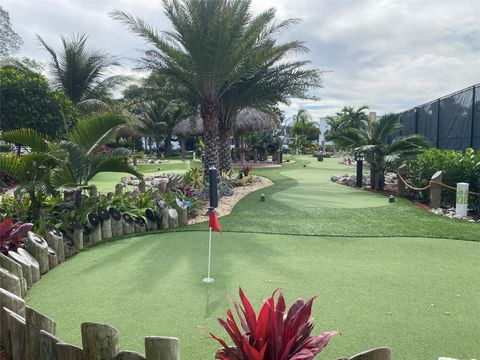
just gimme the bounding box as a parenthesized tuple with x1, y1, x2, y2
(291, 109, 320, 154)
(112, 0, 321, 171)
(333, 113, 428, 190)
(37, 33, 128, 107)
(325, 105, 369, 147)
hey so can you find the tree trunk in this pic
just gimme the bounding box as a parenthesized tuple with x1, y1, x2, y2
(180, 137, 186, 159)
(28, 190, 41, 219)
(201, 103, 219, 172)
(165, 133, 172, 156)
(219, 130, 232, 173)
(240, 135, 245, 165)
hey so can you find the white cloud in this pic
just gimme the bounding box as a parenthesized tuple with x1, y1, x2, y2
(3, 0, 480, 119)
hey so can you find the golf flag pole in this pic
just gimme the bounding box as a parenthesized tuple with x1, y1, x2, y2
(203, 166, 220, 283)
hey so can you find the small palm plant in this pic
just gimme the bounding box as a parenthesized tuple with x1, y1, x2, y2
(333, 113, 428, 190)
(204, 288, 338, 360)
(0, 112, 142, 208)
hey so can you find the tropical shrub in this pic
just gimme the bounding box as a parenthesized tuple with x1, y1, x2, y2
(0, 218, 33, 254)
(205, 288, 338, 360)
(407, 148, 480, 208)
(242, 165, 252, 177)
(183, 167, 204, 189)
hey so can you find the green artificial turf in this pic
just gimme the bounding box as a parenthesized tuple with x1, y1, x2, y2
(90, 159, 200, 193)
(26, 156, 480, 359)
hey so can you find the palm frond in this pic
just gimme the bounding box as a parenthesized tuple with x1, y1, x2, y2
(1, 128, 49, 152)
(68, 112, 126, 155)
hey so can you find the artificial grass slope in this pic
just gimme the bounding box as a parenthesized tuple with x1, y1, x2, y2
(188, 157, 479, 241)
(26, 156, 480, 359)
(26, 232, 479, 359)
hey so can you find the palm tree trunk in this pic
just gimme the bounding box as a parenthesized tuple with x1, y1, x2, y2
(28, 190, 41, 219)
(201, 103, 219, 172)
(240, 135, 245, 165)
(165, 133, 172, 156)
(180, 137, 186, 159)
(219, 131, 232, 173)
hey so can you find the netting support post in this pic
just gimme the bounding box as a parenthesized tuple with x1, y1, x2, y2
(470, 85, 476, 149)
(429, 170, 443, 209)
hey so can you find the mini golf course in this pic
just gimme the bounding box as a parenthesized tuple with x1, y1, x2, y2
(26, 157, 480, 359)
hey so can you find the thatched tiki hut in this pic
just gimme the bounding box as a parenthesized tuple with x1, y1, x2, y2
(172, 117, 203, 158)
(233, 109, 277, 164)
(172, 108, 277, 164)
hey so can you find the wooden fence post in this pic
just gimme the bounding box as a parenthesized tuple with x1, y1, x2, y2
(25, 232, 49, 275)
(116, 350, 146, 360)
(348, 347, 391, 359)
(145, 336, 179, 360)
(0, 287, 25, 346)
(4, 307, 26, 360)
(0, 254, 26, 296)
(81, 322, 119, 360)
(429, 171, 443, 209)
(0, 268, 22, 297)
(56, 343, 84, 360)
(25, 306, 56, 360)
(39, 329, 61, 360)
(397, 164, 408, 196)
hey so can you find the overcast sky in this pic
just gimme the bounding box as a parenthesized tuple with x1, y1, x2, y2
(3, 0, 480, 121)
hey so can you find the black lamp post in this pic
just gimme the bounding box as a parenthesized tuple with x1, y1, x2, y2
(208, 166, 218, 209)
(355, 154, 363, 188)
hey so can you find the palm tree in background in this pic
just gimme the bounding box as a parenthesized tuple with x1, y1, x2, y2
(324, 105, 369, 147)
(332, 113, 428, 190)
(291, 109, 320, 154)
(112, 0, 321, 171)
(38, 33, 128, 109)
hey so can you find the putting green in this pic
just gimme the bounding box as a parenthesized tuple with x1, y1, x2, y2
(272, 167, 385, 208)
(26, 156, 480, 359)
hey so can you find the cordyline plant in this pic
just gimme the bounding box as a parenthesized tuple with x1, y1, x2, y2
(204, 288, 338, 360)
(0, 218, 33, 255)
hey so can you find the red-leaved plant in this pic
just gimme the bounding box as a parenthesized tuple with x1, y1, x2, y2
(205, 288, 338, 360)
(0, 218, 33, 255)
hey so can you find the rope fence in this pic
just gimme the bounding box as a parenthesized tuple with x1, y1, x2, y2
(396, 172, 480, 196)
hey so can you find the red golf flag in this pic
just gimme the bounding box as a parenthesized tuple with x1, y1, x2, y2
(209, 211, 222, 233)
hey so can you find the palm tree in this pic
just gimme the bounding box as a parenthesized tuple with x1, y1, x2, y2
(324, 105, 369, 147)
(112, 0, 321, 171)
(290, 109, 320, 154)
(0, 113, 142, 205)
(37, 33, 128, 108)
(332, 113, 428, 191)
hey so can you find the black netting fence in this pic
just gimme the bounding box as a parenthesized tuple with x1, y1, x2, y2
(392, 84, 480, 150)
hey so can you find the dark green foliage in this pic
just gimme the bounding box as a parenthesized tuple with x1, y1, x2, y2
(0, 66, 78, 137)
(328, 112, 428, 190)
(407, 148, 480, 208)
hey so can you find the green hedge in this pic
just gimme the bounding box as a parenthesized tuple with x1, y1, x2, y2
(407, 148, 480, 209)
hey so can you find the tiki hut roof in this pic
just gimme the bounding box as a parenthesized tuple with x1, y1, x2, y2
(234, 108, 278, 134)
(172, 117, 203, 137)
(172, 108, 277, 137)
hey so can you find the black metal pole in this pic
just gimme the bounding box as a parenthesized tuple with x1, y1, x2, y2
(436, 98, 441, 148)
(208, 166, 218, 209)
(356, 159, 363, 188)
(470, 85, 476, 149)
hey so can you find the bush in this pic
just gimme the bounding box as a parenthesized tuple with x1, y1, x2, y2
(407, 148, 480, 208)
(205, 288, 338, 360)
(0, 144, 13, 153)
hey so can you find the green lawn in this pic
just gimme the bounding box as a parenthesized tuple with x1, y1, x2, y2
(90, 159, 200, 193)
(26, 156, 480, 359)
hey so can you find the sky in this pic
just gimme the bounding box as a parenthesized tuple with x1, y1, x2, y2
(3, 0, 480, 121)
